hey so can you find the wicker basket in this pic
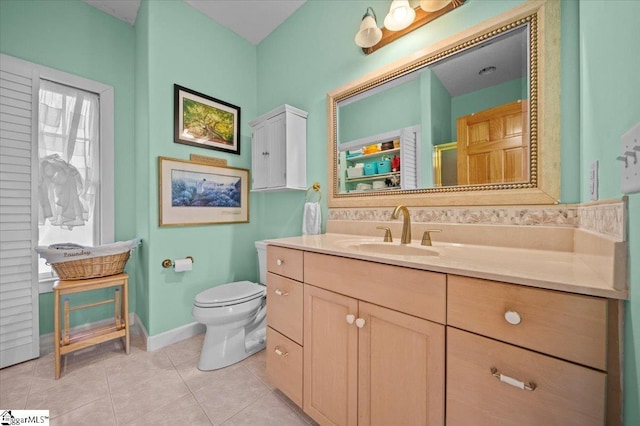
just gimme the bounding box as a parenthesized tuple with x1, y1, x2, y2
(51, 251, 131, 280)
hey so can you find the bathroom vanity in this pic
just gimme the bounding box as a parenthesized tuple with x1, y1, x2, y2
(264, 230, 626, 426)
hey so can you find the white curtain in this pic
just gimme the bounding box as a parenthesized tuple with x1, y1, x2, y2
(38, 80, 99, 230)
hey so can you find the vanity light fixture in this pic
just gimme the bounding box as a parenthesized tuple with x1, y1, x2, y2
(357, 0, 466, 55)
(355, 7, 383, 48)
(384, 0, 416, 31)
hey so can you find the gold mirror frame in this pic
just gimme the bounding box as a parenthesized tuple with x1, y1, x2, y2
(327, 0, 560, 208)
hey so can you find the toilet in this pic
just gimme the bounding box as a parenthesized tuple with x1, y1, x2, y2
(192, 241, 268, 370)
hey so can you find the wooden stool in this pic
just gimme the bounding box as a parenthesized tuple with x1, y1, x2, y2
(53, 273, 130, 379)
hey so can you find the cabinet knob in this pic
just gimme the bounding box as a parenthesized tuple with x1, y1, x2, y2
(346, 314, 355, 324)
(276, 259, 284, 266)
(274, 346, 289, 357)
(504, 310, 521, 325)
(355, 318, 366, 328)
(274, 289, 289, 296)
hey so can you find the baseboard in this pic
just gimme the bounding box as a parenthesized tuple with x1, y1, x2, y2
(39, 313, 140, 356)
(39, 315, 205, 355)
(144, 320, 205, 352)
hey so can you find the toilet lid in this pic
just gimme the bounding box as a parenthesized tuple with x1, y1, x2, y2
(195, 281, 265, 307)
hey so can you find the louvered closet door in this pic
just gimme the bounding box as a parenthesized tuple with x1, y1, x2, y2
(401, 125, 420, 190)
(0, 56, 40, 368)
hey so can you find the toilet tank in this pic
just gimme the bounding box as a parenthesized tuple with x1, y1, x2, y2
(255, 241, 267, 285)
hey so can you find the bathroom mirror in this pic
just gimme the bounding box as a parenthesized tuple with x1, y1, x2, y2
(328, 0, 560, 208)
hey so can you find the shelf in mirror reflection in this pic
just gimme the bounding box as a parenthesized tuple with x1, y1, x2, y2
(349, 187, 402, 194)
(345, 171, 400, 183)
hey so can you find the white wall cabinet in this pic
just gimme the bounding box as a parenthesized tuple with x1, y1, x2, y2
(249, 104, 308, 191)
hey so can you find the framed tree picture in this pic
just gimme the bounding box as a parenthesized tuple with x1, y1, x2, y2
(159, 157, 249, 226)
(174, 84, 241, 155)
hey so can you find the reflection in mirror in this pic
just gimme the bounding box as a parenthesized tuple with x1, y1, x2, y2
(336, 24, 529, 195)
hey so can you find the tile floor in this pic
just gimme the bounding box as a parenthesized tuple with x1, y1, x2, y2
(0, 334, 316, 425)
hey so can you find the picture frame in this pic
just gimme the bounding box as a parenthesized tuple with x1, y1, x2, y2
(174, 84, 241, 155)
(159, 156, 249, 226)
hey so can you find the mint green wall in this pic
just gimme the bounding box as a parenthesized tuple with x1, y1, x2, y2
(427, 70, 452, 146)
(422, 68, 452, 187)
(450, 78, 524, 140)
(139, 0, 258, 335)
(255, 0, 533, 238)
(0, 0, 137, 334)
(134, 0, 151, 331)
(338, 78, 421, 143)
(579, 1, 640, 423)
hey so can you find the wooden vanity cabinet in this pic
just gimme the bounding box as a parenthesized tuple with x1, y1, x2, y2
(303, 253, 446, 426)
(266, 246, 621, 426)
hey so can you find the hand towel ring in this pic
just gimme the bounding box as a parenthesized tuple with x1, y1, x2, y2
(305, 182, 322, 203)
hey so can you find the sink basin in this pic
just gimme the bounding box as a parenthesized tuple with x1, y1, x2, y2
(343, 242, 439, 257)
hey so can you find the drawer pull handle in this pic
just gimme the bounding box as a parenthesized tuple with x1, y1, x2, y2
(274, 289, 289, 296)
(346, 314, 355, 324)
(276, 259, 284, 266)
(490, 367, 536, 391)
(504, 310, 521, 325)
(355, 318, 366, 328)
(274, 346, 289, 357)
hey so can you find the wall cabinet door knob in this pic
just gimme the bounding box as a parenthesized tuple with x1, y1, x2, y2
(504, 310, 521, 325)
(355, 318, 366, 328)
(346, 314, 355, 324)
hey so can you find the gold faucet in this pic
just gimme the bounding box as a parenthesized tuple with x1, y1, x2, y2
(391, 205, 412, 244)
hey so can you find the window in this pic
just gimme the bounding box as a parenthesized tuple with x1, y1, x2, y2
(37, 80, 101, 279)
(28, 66, 113, 290)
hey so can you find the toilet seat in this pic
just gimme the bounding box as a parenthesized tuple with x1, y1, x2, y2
(194, 281, 265, 308)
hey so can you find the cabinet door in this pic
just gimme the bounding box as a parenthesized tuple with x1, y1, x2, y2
(266, 113, 287, 188)
(304, 285, 358, 426)
(251, 122, 269, 189)
(456, 100, 527, 185)
(358, 301, 445, 426)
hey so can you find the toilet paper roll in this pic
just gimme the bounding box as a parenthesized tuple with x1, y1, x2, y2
(174, 258, 193, 272)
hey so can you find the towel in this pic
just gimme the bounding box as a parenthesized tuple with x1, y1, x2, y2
(302, 202, 321, 235)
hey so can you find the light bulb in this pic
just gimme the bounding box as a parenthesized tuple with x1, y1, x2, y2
(355, 8, 383, 48)
(420, 0, 452, 12)
(384, 0, 416, 31)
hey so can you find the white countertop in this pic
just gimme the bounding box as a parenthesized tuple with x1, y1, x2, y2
(264, 233, 628, 300)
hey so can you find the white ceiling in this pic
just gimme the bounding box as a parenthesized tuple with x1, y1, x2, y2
(430, 26, 527, 97)
(82, 0, 306, 45)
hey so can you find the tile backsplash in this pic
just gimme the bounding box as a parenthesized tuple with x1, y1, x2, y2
(328, 198, 626, 242)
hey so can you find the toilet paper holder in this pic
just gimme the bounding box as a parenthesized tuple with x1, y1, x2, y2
(162, 256, 194, 268)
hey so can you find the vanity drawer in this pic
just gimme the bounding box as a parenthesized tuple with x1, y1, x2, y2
(266, 272, 303, 344)
(447, 327, 606, 426)
(447, 275, 608, 370)
(267, 246, 303, 282)
(304, 252, 446, 324)
(266, 327, 303, 408)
